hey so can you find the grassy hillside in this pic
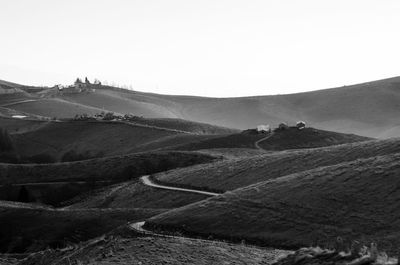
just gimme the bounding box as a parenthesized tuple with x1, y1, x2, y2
(10, 120, 180, 160)
(0, 151, 216, 185)
(259, 127, 370, 150)
(66, 179, 210, 210)
(167, 128, 369, 152)
(8, 98, 104, 119)
(146, 153, 400, 254)
(130, 117, 239, 135)
(154, 138, 400, 192)
(166, 131, 268, 151)
(0, 117, 48, 134)
(0, 206, 162, 253)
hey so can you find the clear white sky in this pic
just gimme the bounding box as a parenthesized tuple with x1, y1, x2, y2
(1, 0, 400, 97)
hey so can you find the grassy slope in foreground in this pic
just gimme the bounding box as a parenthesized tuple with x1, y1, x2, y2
(20, 226, 290, 265)
(146, 153, 400, 254)
(154, 137, 398, 192)
(0, 206, 162, 253)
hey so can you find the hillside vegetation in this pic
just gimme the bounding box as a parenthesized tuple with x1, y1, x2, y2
(146, 152, 400, 254)
(154, 137, 399, 192)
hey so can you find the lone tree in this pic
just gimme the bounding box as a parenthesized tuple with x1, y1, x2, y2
(85, 77, 91, 84)
(0, 128, 13, 152)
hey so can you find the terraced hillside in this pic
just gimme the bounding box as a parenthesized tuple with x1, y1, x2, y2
(146, 152, 400, 254)
(154, 137, 400, 192)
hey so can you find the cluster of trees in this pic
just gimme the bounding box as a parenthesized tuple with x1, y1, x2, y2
(73, 112, 144, 122)
(74, 77, 102, 86)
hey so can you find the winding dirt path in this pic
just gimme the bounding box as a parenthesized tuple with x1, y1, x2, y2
(140, 175, 221, 196)
(254, 132, 274, 150)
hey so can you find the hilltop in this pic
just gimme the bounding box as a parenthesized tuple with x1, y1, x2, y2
(258, 127, 370, 150)
(169, 127, 370, 152)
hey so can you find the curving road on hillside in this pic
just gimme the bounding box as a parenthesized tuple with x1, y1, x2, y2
(129, 175, 221, 237)
(254, 132, 274, 150)
(140, 175, 221, 196)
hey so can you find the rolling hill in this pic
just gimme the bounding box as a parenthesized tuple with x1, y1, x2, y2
(258, 127, 370, 150)
(146, 152, 400, 254)
(7, 76, 399, 138)
(0, 151, 215, 185)
(10, 120, 180, 160)
(153, 137, 400, 192)
(168, 127, 370, 152)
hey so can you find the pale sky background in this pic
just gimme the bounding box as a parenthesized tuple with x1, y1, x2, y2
(1, 0, 400, 97)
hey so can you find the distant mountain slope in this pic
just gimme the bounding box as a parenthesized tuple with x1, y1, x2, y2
(146, 152, 400, 253)
(6, 76, 400, 138)
(154, 137, 400, 192)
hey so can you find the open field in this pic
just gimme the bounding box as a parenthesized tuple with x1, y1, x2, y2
(154, 138, 400, 191)
(146, 152, 400, 254)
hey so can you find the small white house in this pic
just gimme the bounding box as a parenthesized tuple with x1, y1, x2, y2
(296, 121, 306, 130)
(257, 124, 271, 133)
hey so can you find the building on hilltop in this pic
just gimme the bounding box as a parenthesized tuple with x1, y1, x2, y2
(296, 121, 306, 130)
(256, 124, 271, 133)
